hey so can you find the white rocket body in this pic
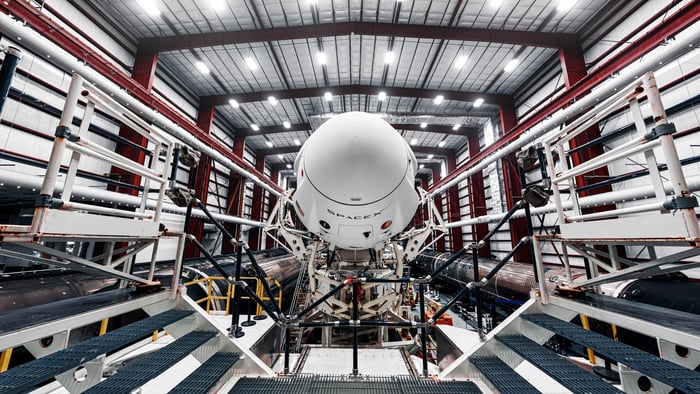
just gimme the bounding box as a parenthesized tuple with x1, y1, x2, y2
(293, 112, 419, 250)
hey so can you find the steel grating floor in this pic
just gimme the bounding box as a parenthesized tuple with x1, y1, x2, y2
(84, 330, 216, 394)
(229, 375, 483, 393)
(523, 313, 700, 393)
(497, 334, 622, 394)
(169, 352, 241, 394)
(469, 356, 539, 394)
(0, 309, 192, 394)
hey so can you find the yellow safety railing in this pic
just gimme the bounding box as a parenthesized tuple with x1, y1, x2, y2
(184, 276, 282, 318)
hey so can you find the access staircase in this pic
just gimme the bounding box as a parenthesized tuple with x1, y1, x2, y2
(286, 259, 311, 353)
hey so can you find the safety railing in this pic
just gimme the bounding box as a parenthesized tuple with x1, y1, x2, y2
(184, 275, 282, 317)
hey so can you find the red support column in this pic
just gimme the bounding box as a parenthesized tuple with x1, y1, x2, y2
(109, 48, 158, 194)
(431, 166, 446, 253)
(559, 42, 611, 197)
(221, 137, 247, 254)
(445, 155, 463, 251)
(264, 168, 280, 249)
(500, 97, 531, 262)
(247, 152, 266, 250)
(184, 104, 215, 257)
(467, 134, 490, 257)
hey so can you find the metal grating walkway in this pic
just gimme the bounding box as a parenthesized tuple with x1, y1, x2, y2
(169, 352, 241, 394)
(497, 334, 622, 394)
(230, 375, 482, 393)
(523, 313, 700, 393)
(0, 309, 192, 394)
(469, 356, 539, 394)
(84, 330, 216, 394)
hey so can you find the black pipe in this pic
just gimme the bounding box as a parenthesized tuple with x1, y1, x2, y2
(481, 237, 530, 282)
(297, 321, 415, 328)
(472, 247, 482, 334)
(243, 247, 283, 318)
(429, 247, 468, 279)
(186, 236, 231, 282)
(236, 280, 280, 322)
(431, 286, 471, 326)
(363, 277, 413, 283)
(418, 283, 428, 377)
(479, 199, 526, 245)
(283, 325, 290, 374)
(0, 47, 21, 115)
(292, 279, 350, 321)
(352, 280, 359, 376)
(170, 146, 181, 182)
(195, 199, 238, 241)
(230, 246, 244, 337)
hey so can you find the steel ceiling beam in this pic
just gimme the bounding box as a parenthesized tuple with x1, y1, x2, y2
(238, 122, 479, 137)
(139, 22, 578, 53)
(258, 145, 453, 160)
(204, 85, 510, 107)
(429, 1, 700, 194)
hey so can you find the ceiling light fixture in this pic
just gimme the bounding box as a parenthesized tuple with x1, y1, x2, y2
(378, 91, 386, 101)
(454, 55, 468, 69)
(420, 122, 428, 128)
(140, 0, 160, 17)
(504, 58, 519, 72)
(452, 124, 461, 131)
(384, 51, 395, 64)
(209, 0, 226, 12)
(283, 121, 291, 129)
(194, 61, 210, 74)
(438, 140, 446, 147)
(277, 154, 283, 159)
(473, 98, 484, 108)
(286, 163, 292, 169)
(266, 140, 274, 148)
(410, 138, 418, 146)
(294, 139, 301, 146)
(229, 99, 240, 108)
(557, 0, 575, 12)
(245, 57, 258, 71)
(419, 164, 425, 169)
(250, 124, 260, 131)
(490, 0, 503, 6)
(433, 95, 444, 105)
(324, 92, 333, 101)
(427, 154, 434, 159)
(268, 96, 278, 106)
(317, 52, 327, 65)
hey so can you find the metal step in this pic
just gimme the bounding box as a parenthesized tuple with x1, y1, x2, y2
(0, 309, 193, 394)
(469, 356, 539, 394)
(169, 352, 241, 394)
(84, 330, 217, 394)
(497, 334, 622, 394)
(522, 313, 700, 393)
(229, 375, 483, 393)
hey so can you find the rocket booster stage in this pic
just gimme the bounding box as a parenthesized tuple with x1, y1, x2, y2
(292, 112, 419, 250)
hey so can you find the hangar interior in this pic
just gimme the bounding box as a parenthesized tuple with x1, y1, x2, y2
(0, 0, 698, 393)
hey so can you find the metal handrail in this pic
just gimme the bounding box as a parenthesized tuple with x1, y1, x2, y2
(184, 275, 282, 316)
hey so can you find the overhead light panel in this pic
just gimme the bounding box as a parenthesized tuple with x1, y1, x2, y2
(140, 0, 160, 16)
(324, 92, 333, 101)
(266, 140, 274, 148)
(427, 154, 434, 159)
(277, 154, 284, 159)
(452, 124, 460, 131)
(229, 99, 240, 108)
(250, 124, 260, 131)
(433, 95, 444, 105)
(317, 52, 327, 65)
(454, 55, 468, 69)
(504, 58, 519, 72)
(195, 61, 210, 74)
(283, 121, 291, 129)
(294, 139, 301, 146)
(384, 51, 395, 64)
(438, 140, 446, 147)
(420, 122, 428, 128)
(473, 98, 484, 108)
(245, 57, 258, 71)
(419, 164, 425, 169)
(557, 0, 575, 12)
(377, 91, 386, 101)
(490, 0, 503, 6)
(410, 138, 418, 146)
(286, 163, 292, 169)
(268, 96, 278, 106)
(209, 0, 226, 11)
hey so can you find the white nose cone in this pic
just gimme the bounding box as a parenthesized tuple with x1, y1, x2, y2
(293, 112, 419, 250)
